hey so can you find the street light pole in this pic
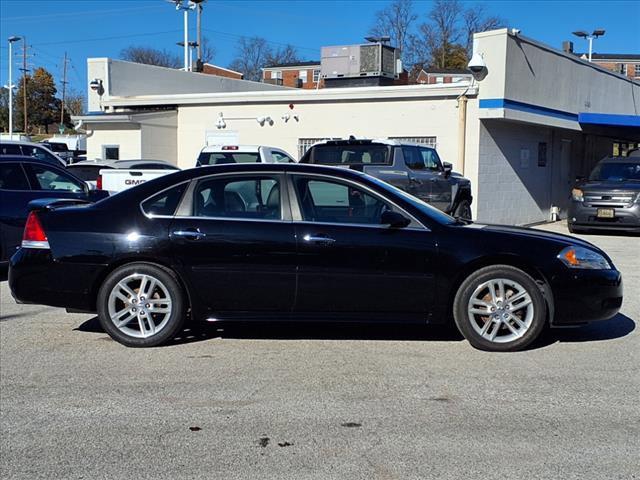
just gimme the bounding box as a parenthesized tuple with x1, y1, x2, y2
(572, 29, 605, 63)
(7, 36, 22, 139)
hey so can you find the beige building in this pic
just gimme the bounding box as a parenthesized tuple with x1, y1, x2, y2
(75, 29, 640, 225)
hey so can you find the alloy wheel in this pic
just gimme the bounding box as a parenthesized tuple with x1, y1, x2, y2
(466, 278, 534, 343)
(107, 273, 173, 339)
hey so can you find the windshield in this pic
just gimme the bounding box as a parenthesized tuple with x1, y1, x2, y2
(366, 174, 457, 225)
(309, 144, 390, 165)
(589, 161, 640, 181)
(198, 152, 260, 165)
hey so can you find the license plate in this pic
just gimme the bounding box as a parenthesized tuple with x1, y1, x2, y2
(597, 208, 615, 218)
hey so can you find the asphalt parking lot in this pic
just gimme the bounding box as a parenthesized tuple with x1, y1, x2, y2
(1, 221, 638, 480)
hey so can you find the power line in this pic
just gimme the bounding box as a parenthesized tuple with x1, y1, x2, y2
(2, 4, 166, 22)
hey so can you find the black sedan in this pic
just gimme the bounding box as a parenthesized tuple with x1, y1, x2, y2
(0, 156, 107, 280)
(9, 163, 623, 351)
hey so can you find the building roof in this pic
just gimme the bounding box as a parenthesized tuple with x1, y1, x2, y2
(203, 63, 243, 75)
(263, 60, 320, 69)
(574, 53, 640, 61)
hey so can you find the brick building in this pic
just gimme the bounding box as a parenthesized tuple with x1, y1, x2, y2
(262, 61, 322, 89)
(577, 54, 640, 80)
(201, 63, 243, 80)
(415, 68, 473, 85)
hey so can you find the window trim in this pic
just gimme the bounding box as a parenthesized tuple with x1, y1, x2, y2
(102, 144, 120, 161)
(286, 172, 428, 231)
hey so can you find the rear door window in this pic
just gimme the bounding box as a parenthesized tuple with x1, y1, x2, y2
(193, 176, 282, 220)
(0, 144, 23, 155)
(21, 145, 60, 164)
(25, 164, 85, 192)
(141, 183, 188, 216)
(0, 163, 30, 190)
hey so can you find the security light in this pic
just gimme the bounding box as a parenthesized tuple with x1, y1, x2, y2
(592, 29, 605, 37)
(8, 36, 21, 43)
(572, 31, 588, 38)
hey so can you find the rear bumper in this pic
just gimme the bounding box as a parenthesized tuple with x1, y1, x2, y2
(568, 202, 640, 231)
(550, 268, 623, 325)
(9, 248, 103, 312)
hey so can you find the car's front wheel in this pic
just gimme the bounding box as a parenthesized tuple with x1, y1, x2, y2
(453, 265, 546, 352)
(97, 263, 186, 347)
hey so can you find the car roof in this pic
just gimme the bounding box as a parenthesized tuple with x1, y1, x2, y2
(600, 155, 640, 163)
(201, 145, 263, 153)
(0, 155, 64, 165)
(309, 138, 434, 148)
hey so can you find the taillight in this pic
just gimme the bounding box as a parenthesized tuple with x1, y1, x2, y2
(96, 174, 103, 190)
(22, 212, 50, 249)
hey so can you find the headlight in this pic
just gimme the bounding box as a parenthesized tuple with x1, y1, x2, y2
(571, 188, 584, 202)
(558, 246, 611, 269)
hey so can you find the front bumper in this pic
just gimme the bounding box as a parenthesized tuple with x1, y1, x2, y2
(568, 201, 640, 231)
(550, 268, 623, 325)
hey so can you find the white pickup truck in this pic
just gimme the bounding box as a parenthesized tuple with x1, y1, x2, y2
(67, 159, 179, 194)
(196, 145, 296, 166)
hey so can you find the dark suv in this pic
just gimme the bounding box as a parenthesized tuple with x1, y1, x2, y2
(299, 139, 473, 219)
(568, 150, 640, 233)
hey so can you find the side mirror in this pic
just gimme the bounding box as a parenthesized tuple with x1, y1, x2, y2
(87, 189, 110, 202)
(443, 162, 453, 178)
(381, 210, 411, 228)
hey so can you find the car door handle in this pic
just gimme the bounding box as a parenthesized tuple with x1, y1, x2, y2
(303, 234, 336, 245)
(172, 229, 206, 240)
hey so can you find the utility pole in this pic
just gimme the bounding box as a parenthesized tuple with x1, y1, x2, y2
(7, 36, 22, 138)
(60, 52, 68, 127)
(19, 36, 29, 133)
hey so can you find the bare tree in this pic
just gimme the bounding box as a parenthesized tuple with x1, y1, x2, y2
(369, 0, 417, 62)
(228, 38, 302, 81)
(463, 5, 504, 57)
(228, 37, 271, 82)
(120, 46, 182, 68)
(200, 36, 216, 64)
(408, 0, 505, 71)
(266, 44, 301, 66)
(64, 90, 85, 117)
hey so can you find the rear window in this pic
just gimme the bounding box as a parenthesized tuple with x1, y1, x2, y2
(308, 144, 390, 165)
(43, 142, 68, 152)
(67, 165, 111, 181)
(197, 152, 261, 165)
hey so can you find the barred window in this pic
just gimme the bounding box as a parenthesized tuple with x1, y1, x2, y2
(389, 136, 437, 147)
(635, 64, 640, 77)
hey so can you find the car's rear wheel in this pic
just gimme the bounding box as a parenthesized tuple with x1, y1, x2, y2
(453, 199, 472, 220)
(453, 265, 546, 352)
(97, 263, 186, 347)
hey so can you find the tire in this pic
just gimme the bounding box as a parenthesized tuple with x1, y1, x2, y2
(453, 199, 472, 220)
(568, 224, 587, 234)
(453, 265, 546, 352)
(97, 263, 186, 347)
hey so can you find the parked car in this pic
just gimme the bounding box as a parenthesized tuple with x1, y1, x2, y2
(42, 134, 87, 156)
(196, 145, 295, 166)
(9, 163, 622, 351)
(1, 140, 67, 167)
(0, 156, 108, 280)
(67, 159, 179, 191)
(568, 150, 640, 233)
(40, 141, 75, 163)
(299, 138, 473, 219)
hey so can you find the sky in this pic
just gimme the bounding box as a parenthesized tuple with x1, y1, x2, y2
(1, 0, 639, 98)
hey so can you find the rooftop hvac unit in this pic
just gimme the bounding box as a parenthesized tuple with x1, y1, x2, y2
(321, 43, 398, 80)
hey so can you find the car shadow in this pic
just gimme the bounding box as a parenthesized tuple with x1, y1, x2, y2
(75, 313, 636, 348)
(531, 313, 636, 349)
